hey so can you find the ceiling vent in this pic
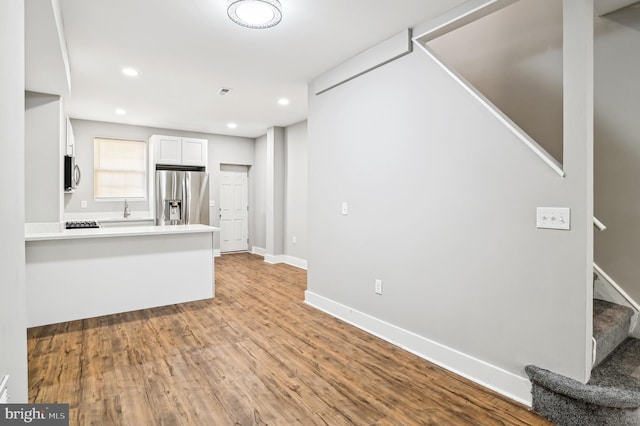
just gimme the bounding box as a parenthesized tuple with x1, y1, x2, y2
(218, 87, 232, 96)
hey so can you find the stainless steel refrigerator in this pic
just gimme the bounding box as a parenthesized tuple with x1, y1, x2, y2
(155, 168, 209, 225)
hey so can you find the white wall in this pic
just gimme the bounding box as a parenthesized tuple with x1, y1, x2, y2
(25, 92, 64, 223)
(251, 135, 267, 250)
(251, 123, 308, 266)
(266, 127, 286, 258)
(306, 28, 591, 404)
(285, 121, 308, 262)
(417, 2, 640, 313)
(593, 6, 640, 302)
(0, 0, 28, 402)
(428, 0, 564, 164)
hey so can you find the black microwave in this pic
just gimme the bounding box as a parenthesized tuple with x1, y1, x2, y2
(64, 155, 81, 191)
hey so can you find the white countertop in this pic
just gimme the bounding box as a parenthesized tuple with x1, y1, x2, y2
(25, 224, 220, 242)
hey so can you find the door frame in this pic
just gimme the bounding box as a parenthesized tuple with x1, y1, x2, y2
(219, 164, 251, 253)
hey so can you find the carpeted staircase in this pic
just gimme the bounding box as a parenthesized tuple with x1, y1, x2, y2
(527, 299, 640, 425)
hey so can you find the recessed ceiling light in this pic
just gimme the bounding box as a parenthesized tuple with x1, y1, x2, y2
(278, 98, 290, 106)
(115, 108, 127, 115)
(227, 122, 238, 129)
(122, 67, 138, 77)
(227, 0, 282, 29)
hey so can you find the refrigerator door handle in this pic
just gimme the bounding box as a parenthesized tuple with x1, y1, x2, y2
(183, 173, 190, 224)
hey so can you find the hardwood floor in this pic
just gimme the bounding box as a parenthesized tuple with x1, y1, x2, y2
(28, 253, 550, 425)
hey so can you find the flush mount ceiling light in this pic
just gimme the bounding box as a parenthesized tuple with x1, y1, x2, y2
(122, 67, 138, 77)
(115, 108, 126, 115)
(227, 0, 282, 29)
(227, 122, 238, 129)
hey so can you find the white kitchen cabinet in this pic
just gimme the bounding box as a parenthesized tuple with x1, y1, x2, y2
(66, 117, 75, 156)
(181, 138, 207, 166)
(151, 135, 208, 167)
(153, 135, 183, 165)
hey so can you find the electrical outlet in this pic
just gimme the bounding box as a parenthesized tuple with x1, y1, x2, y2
(536, 207, 570, 230)
(375, 279, 383, 295)
(81, 200, 87, 209)
(341, 202, 348, 215)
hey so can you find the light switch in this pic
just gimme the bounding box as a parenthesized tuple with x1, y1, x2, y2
(537, 207, 570, 230)
(341, 202, 348, 215)
(81, 200, 87, 209)
(209, 200, 215, 207)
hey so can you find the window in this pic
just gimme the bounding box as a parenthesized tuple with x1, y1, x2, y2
(94, 138, 147, 199)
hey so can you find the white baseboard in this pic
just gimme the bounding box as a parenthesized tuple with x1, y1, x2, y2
(284, 255, 308, 270)
(214, 249, 221, 257)
(304, 290, 532, 406)
(264, 254, 286, 264)
(252, 246, 267, 256)
(252, 247, 307, 270)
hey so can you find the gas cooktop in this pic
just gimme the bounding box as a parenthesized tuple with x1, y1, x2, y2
(65, 220, 100, 229)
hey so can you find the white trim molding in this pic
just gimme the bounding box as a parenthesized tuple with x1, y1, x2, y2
(304, 290, 533, 406)
(251, 246, 267, 256)
(413, 0, 518, 43)
(251, 247, 308, 270)
(412, 42, 564, 177)
(283, 256, 307, 270)
(313, 29, 413, 95)
(264, 254, 286, 265)
(410, 0, 564, 178)
(594, 263, 640, 336)
(593, 263, 640, 311)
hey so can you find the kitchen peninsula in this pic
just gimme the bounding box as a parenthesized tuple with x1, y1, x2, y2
(25, 224, 219, 327)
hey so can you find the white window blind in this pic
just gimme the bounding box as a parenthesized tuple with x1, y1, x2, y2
(94, 138, 147, 199)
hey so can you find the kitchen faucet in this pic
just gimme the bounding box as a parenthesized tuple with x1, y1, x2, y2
(123, 199, 131, 218)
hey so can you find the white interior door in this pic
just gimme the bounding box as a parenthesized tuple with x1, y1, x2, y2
(220, 170, 249, 253)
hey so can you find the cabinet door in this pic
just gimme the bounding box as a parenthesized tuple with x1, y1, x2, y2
(181, 138, 208, 167)
(66, 117, 75, 156)
(155, 135, 182, 165)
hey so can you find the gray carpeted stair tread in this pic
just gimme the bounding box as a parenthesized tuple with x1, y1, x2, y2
(593, 299, 634, 368)
(590, 338, 640, 392)
(525, 302, 639, 425)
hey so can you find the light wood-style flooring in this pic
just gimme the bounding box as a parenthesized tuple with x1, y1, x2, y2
(28, 252, 550, 425)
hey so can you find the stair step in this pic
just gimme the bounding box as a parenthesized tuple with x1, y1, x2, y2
(593, 299, 634, 368)
(526, 350, 640, 426)
(590, 337, 640, 391)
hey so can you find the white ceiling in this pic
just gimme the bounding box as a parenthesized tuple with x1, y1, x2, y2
(58, 0, 466, 138)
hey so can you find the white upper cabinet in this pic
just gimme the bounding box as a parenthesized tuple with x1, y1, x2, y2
(151, 135, 208, 167)
(153, 135, 182, 165)
(181, 138, 208, 166)
(66, 117, 75, 156)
